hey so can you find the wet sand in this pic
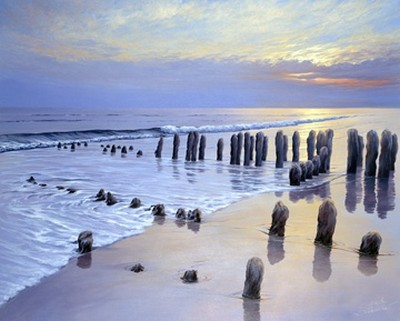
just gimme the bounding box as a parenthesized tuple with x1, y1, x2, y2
(0, 174, 399, 321)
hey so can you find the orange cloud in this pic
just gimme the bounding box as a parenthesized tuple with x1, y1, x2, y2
(283, 73, 391, 88)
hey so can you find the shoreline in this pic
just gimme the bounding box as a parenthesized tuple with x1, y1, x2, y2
(0, 174, 398, 321)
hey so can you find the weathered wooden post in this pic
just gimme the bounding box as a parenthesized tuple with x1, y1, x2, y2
(365, 130, 379, 177)
(172, 133, 180, 160)
(347, 129, 359, 174)
(283, 135, 288, 162)
(250, 136, 255, 161)
(255, 132, 264, 167)
(292, 131, 300, 162)
(390, 133, 398, 171)
(269, 201, 289, 237)
(275, 131, 284, 168)
(312, 155, 321, 176)
(316, 130, 326, 155)
(186, 132, 194, 161)
(377, 129, 393, 178)
(237, 132, 243, 165)
(244, 132, 251, 166)
(319, 147, 329, 173)
(242, 257, 264, 300)
(314, 199, 337, 246)
(217, 138, 224, 161)
(307, 130, 316, 160)
(262, 136, 268, 162)
(155, 137, 163, 158)
(199, 135, 206, 160)
(326, 129, 334, 170)
(357, 135, 364, 167)
(230, 134, 238, 165)
(191, 131, 200, 161)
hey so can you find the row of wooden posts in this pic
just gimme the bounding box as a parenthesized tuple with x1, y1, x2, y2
(154, 129, 334, 168)
(347, 129, 398, 179)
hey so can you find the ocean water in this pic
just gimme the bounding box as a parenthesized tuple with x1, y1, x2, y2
(0, 107, 398, 306)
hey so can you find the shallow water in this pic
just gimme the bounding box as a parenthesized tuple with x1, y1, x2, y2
(0, 107, 398, 306)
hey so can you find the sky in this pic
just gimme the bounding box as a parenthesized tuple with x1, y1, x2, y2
(0, 0, 399, 109)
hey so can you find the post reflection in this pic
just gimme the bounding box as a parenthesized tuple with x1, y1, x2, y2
(77, 252, 92, 269)
(377, 175, 396, 219)
(358, 255, 379, 276)
(312, 245, 332, 282)
(363, 177, 376, 213)
(289, 181, 331, 203)
(267, 235, 285, 265)
(345, 172, 396, 218)
(243, 298, 261, 321)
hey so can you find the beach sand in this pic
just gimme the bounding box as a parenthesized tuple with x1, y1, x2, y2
(0, 173, 398, 321)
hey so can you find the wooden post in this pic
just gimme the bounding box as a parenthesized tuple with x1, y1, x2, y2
(217, 138, 224, 161)
(172, 133, 180, 160)
(244, 132, 251, 166)
(292, 131, 300, 162)
(230, 134, 238, 165)
(365, 130, 379, 177)
(275, 131, 284, 168)
(199, 135, 206, 160)
(255, 132, 264, 167)
(155, 137, 163, 158)
(307, 130, 316, 160)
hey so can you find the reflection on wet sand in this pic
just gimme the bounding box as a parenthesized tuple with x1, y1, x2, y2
(77, 253, 92, 269)
(363, 177, 377, 213)
(358, 255, 379, 276)
(377, 175, 396, 219)
(312, 245, 332, 282)
(243, 298, 261, 321)
(289, 181, 331, 203)
(267, 235, 285, 265)
(345, 172, 396, 218)
(174, 220, 201, 233)
(345, 172, 363, 213)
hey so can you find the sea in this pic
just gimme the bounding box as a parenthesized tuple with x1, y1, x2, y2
(0, 107, 398, 307)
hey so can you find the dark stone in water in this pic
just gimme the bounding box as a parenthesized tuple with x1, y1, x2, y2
(78, 230, 93, 254)
(66, 188, 77, 194)
(181, 270, 198, 283)
(137, 150, 143, 157)
(84, 142, 88, 147)
(187, 208, 202, 223)
(175, 208, 187, 220)
(27, 176, 37, 184)
(57, 142, 62, 149)
(39, 183, 47, 187)
(77, 142, 81, 147)
(106, 192, 117, 205)
(130, 263, 145, 273)
(121, 146, 127, 154)
(111, 145, 116, 153)
(102, 147, 108, 153)
(129, 146, 134, 151)
(96, 188, 106, 201)
(56, 186, 65, 190)
(151, 204, 165, 216)
(130, 197, 142, 208)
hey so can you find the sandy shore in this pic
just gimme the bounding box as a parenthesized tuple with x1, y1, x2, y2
(0, 174, 399, 321)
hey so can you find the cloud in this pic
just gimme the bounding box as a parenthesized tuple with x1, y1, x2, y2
(1, 0, 399, 66)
